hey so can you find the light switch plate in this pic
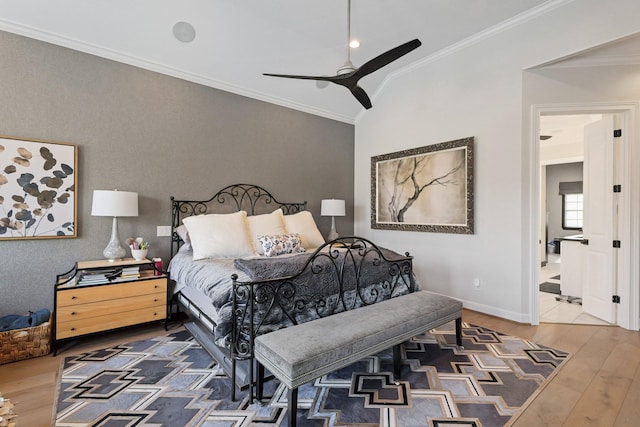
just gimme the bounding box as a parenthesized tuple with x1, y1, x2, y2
(157, 226, 172, 237)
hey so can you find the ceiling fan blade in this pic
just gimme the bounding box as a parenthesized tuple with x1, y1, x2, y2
(265, 71, 371, 108)
(350, 86, 372, 109)
(264, 72, 355, 87)
(263, 72, 331, 82)
(354, 38, 422, 80)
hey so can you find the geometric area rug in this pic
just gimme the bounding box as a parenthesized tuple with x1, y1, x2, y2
(54, 322, 570, 427)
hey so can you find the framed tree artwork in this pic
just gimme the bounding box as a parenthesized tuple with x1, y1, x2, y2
(371, 137, 473, 234)
(0, 135, 78, 240)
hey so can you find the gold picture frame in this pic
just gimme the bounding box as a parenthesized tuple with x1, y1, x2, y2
(371, 137, 474, 234)
(0, 135, 78, 240)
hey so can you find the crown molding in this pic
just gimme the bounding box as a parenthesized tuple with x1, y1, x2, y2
(0, 19, 355, 125)
(540, 53, 640, 69)
(362, 0, 576, 121)
(2, 1, 575, 125)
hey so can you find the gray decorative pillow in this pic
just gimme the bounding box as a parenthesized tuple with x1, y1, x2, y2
(258, 233, 306, 257)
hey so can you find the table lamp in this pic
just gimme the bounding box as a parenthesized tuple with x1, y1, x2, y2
(321, 199, 345, 241)
(91, 190, 139, 261)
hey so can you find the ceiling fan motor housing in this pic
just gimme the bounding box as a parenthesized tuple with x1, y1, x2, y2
(337, 61, 357, 75)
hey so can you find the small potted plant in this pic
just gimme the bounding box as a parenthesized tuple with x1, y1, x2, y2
(126, 237, 149, 260)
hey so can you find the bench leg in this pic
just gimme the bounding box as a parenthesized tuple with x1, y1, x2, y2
(256, 361, 265, 401)
(288, 387, 298, 427)
(455, 317, 464, 350)
(393, 344, 402, 381)
(231, 358, 236, 401)
(251, 356, 256, 404)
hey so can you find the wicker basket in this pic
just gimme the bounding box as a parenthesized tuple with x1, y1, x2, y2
(0, 314, 51, 364)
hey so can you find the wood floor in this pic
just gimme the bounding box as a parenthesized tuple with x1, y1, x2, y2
(1, 310, 639, 427)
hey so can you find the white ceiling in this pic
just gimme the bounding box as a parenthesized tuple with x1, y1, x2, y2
(540, 114, 601, 146)
(0, 0, 552, 123)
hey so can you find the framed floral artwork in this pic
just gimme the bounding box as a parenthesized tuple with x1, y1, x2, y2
(0, 135, 77, 240)
(371, 137, 474, 234)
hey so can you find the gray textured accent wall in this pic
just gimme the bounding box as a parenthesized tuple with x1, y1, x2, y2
(0, 31, 354, 315)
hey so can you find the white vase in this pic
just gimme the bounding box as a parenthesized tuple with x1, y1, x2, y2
(131, 249, 148, 261)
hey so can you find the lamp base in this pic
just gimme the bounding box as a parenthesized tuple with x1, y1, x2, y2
(103, 217, 126, 261)
(328, 216, 339, 241)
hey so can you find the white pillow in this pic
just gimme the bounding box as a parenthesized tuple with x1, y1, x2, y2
(182, 211, 255, 260)
(283, 211, 325, 250)
(246, 209, 288, 254)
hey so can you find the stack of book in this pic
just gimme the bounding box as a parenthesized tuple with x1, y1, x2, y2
(77, 266, 141, 286)
(77, 269, 119, 286)
(114, 266, 141, 282)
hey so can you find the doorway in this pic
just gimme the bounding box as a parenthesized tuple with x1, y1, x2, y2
(531, 103, 639, 331)
(539, 114, 612, 325)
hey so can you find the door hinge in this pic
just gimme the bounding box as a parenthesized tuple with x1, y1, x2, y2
(613, 184, 622, 193)
(613, 295, 621, 304)
(613, 240, 621, 248)
(614, 129, 622, 138)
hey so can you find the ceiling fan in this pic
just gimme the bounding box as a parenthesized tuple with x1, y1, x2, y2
(263, 0, 421, 109)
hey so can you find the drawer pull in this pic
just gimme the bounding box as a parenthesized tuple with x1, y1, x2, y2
(71, 296, 77, 299)
(154, 285, 158, 289)
(71, 327, 76, 331)
(71, 311, 76, 315)
(154, 298, 158, 302)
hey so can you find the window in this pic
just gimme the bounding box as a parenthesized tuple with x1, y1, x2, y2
(562, 193, 583, 230)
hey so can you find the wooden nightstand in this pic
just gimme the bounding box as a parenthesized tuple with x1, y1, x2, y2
(53, 258, 168, 353)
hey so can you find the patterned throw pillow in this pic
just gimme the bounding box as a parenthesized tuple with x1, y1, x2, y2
(258, 233, 306, 257)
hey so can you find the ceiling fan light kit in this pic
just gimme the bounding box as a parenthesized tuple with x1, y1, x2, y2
(263, 1, 421, 109)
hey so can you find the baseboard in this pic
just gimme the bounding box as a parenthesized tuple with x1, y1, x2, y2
(463, 300, 530, 324)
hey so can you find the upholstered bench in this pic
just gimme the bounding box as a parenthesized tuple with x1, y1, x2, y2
(253, 290, 463, 427)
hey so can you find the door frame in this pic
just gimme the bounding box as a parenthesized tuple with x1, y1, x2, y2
(529, 102, 639, 330)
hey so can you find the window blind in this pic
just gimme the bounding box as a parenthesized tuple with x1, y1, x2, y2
(559, 181, 583, 195)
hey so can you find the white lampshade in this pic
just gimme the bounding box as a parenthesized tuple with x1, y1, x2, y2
(321, 199, 346, 217)
(91, 190, 138, 217)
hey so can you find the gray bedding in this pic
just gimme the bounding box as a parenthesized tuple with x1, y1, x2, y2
(169, 246, 416, 347)
(169, 250, 250, 319)
(170, 250, 315, 344)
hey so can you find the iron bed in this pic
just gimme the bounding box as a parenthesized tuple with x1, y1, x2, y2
(168, 184, 416, 399)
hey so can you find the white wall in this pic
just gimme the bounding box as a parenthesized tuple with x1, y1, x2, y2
(354, 0, 640, 322)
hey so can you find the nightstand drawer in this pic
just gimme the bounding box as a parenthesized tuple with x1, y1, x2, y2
(56, 292, 166, 323)
(57, 278, 166, 307)
(56, 306, 166, 339)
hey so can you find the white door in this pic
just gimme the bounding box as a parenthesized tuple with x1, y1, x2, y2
(582, 116, 616, 323)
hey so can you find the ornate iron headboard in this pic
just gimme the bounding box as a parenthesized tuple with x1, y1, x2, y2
(170, 183, 307, 258)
